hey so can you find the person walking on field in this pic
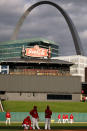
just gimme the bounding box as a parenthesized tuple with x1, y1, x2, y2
(58, 114, 61, 123)
(30, 106, 40, 130)
(45, 105, 52, 130)
(5, 111, 11, 125)
(70, 114, 74, 124)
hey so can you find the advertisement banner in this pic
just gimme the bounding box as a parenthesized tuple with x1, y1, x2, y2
(25, 45, 48, 57)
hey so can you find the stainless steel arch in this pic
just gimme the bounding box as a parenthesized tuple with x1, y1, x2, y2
(11, 1, 84, 55)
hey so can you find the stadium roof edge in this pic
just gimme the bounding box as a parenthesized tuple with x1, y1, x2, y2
(0, 38, 58, 46)
(0, 58, 73, 66)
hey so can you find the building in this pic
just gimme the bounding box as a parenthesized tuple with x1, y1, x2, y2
(53, 55, 87, 101)
(0, 39, 81, 101)
(53, 55, 87, 82)
(0, 38, 59, 61)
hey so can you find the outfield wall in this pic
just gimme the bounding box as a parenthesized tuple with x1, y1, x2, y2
(0, 112, 87, 122)
(4, 93, 80, 102)
(0, 75, 81, 101)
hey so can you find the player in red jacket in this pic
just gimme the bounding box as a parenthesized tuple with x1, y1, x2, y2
(5, 111, 11, 125)
(30, 106, 40, 130)
(22, 116, 32, 131)
(58, 114, 61, 123)
(65, 114, 69, 123)
(45, 105, 52, 130)
(70, 114, 74, 124)
(62, 114, 65, 123)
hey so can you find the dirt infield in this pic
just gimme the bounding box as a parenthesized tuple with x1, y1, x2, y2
(0, 129, 87, 131)
(48, 130, 87, 131)
(1, 128, 87, 130)
(33, 129, 87, 130)
(0, 125, 87, 131)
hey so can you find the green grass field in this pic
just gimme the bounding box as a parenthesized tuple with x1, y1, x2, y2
(0, 123, 87, 130)
(2, 101, 87, 112)
(1, 101, 87, 130)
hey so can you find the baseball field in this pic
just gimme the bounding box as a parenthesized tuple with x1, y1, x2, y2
(0, 123, 87, 131)
(0, 101, 87, 130)
(2, 101, 87, 112)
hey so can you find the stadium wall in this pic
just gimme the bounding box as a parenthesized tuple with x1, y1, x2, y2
(0, 112, 87, 122)
(0, 75, 81, 101)
(4, 93, 80, 102)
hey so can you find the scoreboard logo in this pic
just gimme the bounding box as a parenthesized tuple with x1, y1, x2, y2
(25, 45, 48, 57)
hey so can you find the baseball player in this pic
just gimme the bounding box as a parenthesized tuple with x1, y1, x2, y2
(65, 114, 69, 123)
(58, 114, 61, 123)
(45, 105, 52, 130)
(62, 114, 65, 123)
(5, 111, 11, 125)
(70, 114, 74, 124)
(30, 106, 40, 130)
(22, 116, 32, 131)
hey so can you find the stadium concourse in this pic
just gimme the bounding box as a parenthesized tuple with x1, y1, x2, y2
(0, 38, 81, 102)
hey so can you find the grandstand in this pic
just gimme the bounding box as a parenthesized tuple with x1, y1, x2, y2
(0, 38, 81, 101)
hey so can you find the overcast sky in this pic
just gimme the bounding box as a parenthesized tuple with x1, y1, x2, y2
(0, 0, 87, 56)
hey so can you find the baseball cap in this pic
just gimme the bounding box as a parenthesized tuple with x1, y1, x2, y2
(34, 106, 37, 109)
(27, 116, 30, 119)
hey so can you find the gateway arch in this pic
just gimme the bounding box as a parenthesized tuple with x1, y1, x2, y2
(11, 1, 84, 56)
